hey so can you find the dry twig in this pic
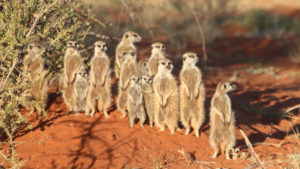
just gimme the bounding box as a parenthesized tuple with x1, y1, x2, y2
(239, 129, 266, 169)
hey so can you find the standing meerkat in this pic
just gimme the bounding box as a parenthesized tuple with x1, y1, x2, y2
(23, 42, 46, 82)
(117, 49, 138, 118)
(23, 42, 48, 116)
(115, 31, 141, 78)
(63, 67, 89, 115)
(180, 52, 205, 137)
(153, 58, 179, 135)
(63, 41, 83, 86)
(86, 41, 111, 118)
(140, 73, 155, 127)
(148, 42, 166, 76)
(210, 81, 236, 159)
(127, 75, 146, 128)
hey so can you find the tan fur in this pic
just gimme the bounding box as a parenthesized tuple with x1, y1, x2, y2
(115, 31, 141, 78)
(137, 58, 149, 76)
(209, 81, 236, 159)
(148, 42, 166, 76)
(153, 58, 179, 134)
(179, 52, 205, 137)
(63, 41, 83, 86)
(86, 41, 111, 118)
(117, 49, 138, 118)
(127, 76, 146, 128)
(23, 42, 48, 116)
(141, 74, 155, 127)
(63, 67, 89, 115)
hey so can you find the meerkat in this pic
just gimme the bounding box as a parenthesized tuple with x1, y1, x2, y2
(127, 75, 146, 128)
(209, 81, 236, 159)
(62, 67, 89, 115)
(23, 42, 46, 82)
(86, 41, 111, 118)
(114, 31, 141, 78)
(117, 49, 138, 118)
(179, 52, 205, 137)
(140, 73, 155, 127)
(153, 58, 179, 135)
(63, 41, 83, 86)
(148, 42, 166, 76)
(23, 42, 48, 116)
(137, 58, 149, 76)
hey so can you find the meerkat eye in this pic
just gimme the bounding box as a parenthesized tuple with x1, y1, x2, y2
(130, 51, 135, 56)
(161, 62, 166, 65)
(223, 84, 227, 89)
(75, 42, 78, 46)
(97, 45, 101, 48)
(29, 45, 33, 50)
(37, 45, 42, 49)
(190, 55, 194, 58)
(125, 34, 129, 38)
(155, 46, 160, 48)
(168, 62, 171, 65)
(133, 34, 138, 38)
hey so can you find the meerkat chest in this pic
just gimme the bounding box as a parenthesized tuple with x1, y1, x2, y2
(75, 79, 89, 93)
(157, 75, 173, 93)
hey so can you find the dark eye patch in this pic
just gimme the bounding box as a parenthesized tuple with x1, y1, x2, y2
(190, 55, 194, 58)
(155, 46, 160, 48)
(97, 45, 100, 47)
(29, 45, 33, 50)
(133, 34, 138, 38)
(125, 34, 129, 38)
(223, 84, 227, 89)
(162, 62, 166, 65)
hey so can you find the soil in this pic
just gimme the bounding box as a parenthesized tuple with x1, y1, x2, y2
(3, 8, 300, 169)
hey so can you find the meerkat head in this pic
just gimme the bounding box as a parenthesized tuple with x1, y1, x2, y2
(130, 75, 141, 85)
(141, 74, 153, 85)
(151, 42, 166, 54)
(122, 31, 142, 43)
(158, 58, 173, 73)
(94, 41, 108, 54)
(76, 67, 88, 79)
(28, 42, 44, 56)
(216, 81, 237, 94)
(139, 59, 149, 72)
(122, 49, 136, 61)
(182, 52, 199, 66)
(67, 41, 79, 49)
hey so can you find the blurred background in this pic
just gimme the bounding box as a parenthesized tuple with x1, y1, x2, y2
(84, 0, 300, 65)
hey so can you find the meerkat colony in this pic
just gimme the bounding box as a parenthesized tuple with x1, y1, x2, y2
(23, 31, 238, 160)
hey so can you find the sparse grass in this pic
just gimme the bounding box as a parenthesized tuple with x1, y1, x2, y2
(235, 10, 300, 38)
(246, 66, 276, 75)
(289, 43, 300, 64)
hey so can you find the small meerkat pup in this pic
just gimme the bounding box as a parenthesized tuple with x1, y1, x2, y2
(115, 31, 141, 78)
(86, 41, 111, 118)
(148, 42, 166, 76)
(63, 41, 84, 86)
(127, 75, 146, 128)
(153, 58, 179, 135)
(117, 49, 138, 118)
(63, 67, 89, 115)
(180, 52, 205, 137)
(137, 58, 149, 76)
(140, 74, 155, 127)
(210, 81, 236, 159)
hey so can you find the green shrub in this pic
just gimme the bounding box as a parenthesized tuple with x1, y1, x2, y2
(0, 0, 102, 167)
(236, 10, 300, 37)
